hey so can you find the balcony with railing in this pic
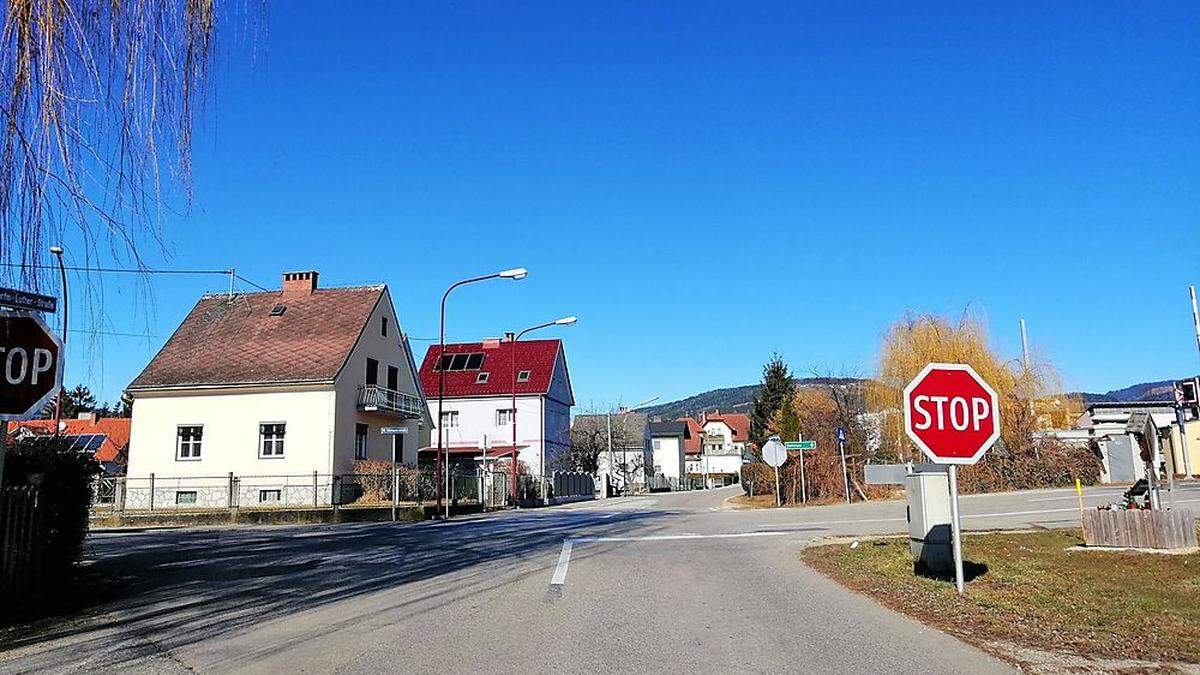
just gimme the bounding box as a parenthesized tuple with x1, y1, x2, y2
(357, 385, 424, 418)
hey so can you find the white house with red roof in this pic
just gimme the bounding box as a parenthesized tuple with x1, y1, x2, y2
(683, 411, 750, 488)
(125, 271, 432, 507)
(417, 338, 574, 477)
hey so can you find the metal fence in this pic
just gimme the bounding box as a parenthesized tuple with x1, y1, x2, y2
(646, 474, 705, 492)
(1, 487, 43, 612)
(90, 467, 598, 514)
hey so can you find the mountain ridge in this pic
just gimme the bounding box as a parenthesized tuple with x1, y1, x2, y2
(639, 378, 1180, 421)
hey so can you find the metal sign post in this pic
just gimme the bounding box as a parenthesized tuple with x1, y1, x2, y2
(785, 438, 816, 504)
(836, 427, 850, 504)
(947, 465, 965, 594)
(381, 427, 408, 522)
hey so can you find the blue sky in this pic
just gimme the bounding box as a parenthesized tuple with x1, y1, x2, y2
(63, 1, 1200, 408)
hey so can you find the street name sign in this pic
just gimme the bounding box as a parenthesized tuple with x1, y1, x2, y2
(0, 287, 56, 314)
(0, 311, 63, 421)
(902, 362, 1000, 595)
(903, 362, 1000, 465)
(380, 427, 408, 435)
(784, 440, 816, 451)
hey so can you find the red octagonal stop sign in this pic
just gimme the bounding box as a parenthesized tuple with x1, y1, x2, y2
(903, 363, 1000, 465)
(0, 311, 63, 421)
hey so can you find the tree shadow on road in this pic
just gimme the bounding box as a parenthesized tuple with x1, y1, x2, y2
(0, 507, 682, 670)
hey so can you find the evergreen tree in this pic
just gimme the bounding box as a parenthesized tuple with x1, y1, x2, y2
(750, 352, 796, 447)
(40, 384, 98, 420)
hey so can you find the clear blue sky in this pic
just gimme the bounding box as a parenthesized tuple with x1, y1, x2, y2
(65, 1, 1200, 408)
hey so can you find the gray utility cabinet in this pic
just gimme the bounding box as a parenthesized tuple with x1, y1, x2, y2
(905, 471, 952, 573)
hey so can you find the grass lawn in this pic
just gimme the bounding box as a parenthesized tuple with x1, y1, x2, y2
(802, 530, 1200, 666)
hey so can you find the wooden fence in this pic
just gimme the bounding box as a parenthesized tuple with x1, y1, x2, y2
(1082, 508, 1198, 550)
(0, 486, 44, 614)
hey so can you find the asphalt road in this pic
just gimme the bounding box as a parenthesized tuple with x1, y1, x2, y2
(3, 481, 1197, 674)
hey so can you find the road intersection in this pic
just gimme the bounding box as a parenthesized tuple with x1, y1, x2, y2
(3, 482, 1197, 673)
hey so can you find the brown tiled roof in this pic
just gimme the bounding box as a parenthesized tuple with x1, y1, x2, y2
(129, 286, 383, 390)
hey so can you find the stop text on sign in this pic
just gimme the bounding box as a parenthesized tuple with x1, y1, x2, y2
(903, 362, 1001, 466)
(910, 394, 991, 432)
(1, 347, 55, 386)
(0, 311, 63, 421)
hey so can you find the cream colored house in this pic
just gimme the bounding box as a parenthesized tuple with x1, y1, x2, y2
(126, 271, 431, 507)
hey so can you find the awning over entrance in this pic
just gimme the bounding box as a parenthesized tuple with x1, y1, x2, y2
(416, 444, 527, 460)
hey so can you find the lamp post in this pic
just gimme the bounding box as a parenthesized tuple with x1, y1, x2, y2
(605, 396, 658, 496)
(509, 316, 577, 506)
(437, 267, 527, 520)
(50, 246, 67, 433)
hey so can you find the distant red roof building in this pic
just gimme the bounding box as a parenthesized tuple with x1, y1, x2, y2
(678, 417, 705, 455)
(704, 412, 751, 442)
(9, 413, 131, 469)
(418, 339, 573, 402)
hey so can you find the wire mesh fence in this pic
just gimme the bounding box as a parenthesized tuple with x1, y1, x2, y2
(91, 466, 598, 514)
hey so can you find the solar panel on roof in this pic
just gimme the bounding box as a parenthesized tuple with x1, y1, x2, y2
(66, 434, 94, 451)
(85, 435, 107, 452)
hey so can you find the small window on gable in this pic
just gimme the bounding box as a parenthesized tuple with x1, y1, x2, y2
(381, 316, 389, 337)
(517, 370, 531, 382)
(476, 372, 489, 384)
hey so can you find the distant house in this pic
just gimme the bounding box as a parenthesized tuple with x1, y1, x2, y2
(126, 271, 431, 505)
(573, 412, 652, 492)
(417, 338, 574, 476)
(685, 411, 749, 488)
(649, 420, 688, 484)
(9, 412, 131, 475)
(1070, 401, 1181, 484)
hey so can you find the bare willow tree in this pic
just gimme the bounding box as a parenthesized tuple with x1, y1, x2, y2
(867, 310, 1095, 491)
(0, 1, 248, 292)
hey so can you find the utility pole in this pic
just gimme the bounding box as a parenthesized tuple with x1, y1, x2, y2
(1190, 286, 1200, 357)
(1020, 318, 1030, 371)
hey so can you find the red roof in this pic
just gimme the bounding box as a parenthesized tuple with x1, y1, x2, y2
(678, 417, 704, 455)
(418, 339, 569, 401)
(705, 412, 751, 441)
(129, 286, 384, 390)
(9, 416, 131, 463)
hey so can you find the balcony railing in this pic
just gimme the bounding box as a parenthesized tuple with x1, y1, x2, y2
(357, 385, 423, 418)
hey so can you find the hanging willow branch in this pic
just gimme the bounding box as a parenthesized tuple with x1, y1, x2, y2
(0, 0, 219, 292)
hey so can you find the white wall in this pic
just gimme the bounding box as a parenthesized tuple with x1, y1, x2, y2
(331, 288, 426, 473)
(652, 436, 684, 479)
(128, 387, 336, 479)
(429, 395, 549, 474)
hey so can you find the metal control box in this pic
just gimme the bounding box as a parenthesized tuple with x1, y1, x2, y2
(905, 471, 953, 573)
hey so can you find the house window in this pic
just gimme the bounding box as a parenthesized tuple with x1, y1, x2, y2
(654, 465, 662, 475)
(476, 372, 489, 384)
(496, 408, 514, 426)
(440, 411, 459, 428)
(366, 358, 379, 386)
(260, 423, 286, 458)
(259, 489, 282, 503)
(517, 370, 531, 382)
(355, 423, 369, 460)
(176, 426, 203, 460)
(381, 316, 389, 337)
(653, 439, 661, 451)
(176, 491, 197, 505)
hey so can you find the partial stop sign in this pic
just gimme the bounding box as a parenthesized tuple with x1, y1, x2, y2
(903, 363, 1000, 465)
(0, 311, 63, 421)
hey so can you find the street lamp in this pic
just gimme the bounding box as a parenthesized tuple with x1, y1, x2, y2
(605, 395, 658, 496)
(437, 268, 528, 519)
(49, 246, 67, 433)
(509, 316, 578, 506)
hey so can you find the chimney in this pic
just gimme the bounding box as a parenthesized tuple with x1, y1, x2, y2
(77, 411, 99, 423)
(282, 270, 319, 296)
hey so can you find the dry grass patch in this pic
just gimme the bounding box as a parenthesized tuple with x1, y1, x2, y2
(803, 530, 1200, 667)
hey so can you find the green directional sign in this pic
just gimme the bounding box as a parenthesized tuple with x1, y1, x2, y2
(785, 440, 817, 451)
